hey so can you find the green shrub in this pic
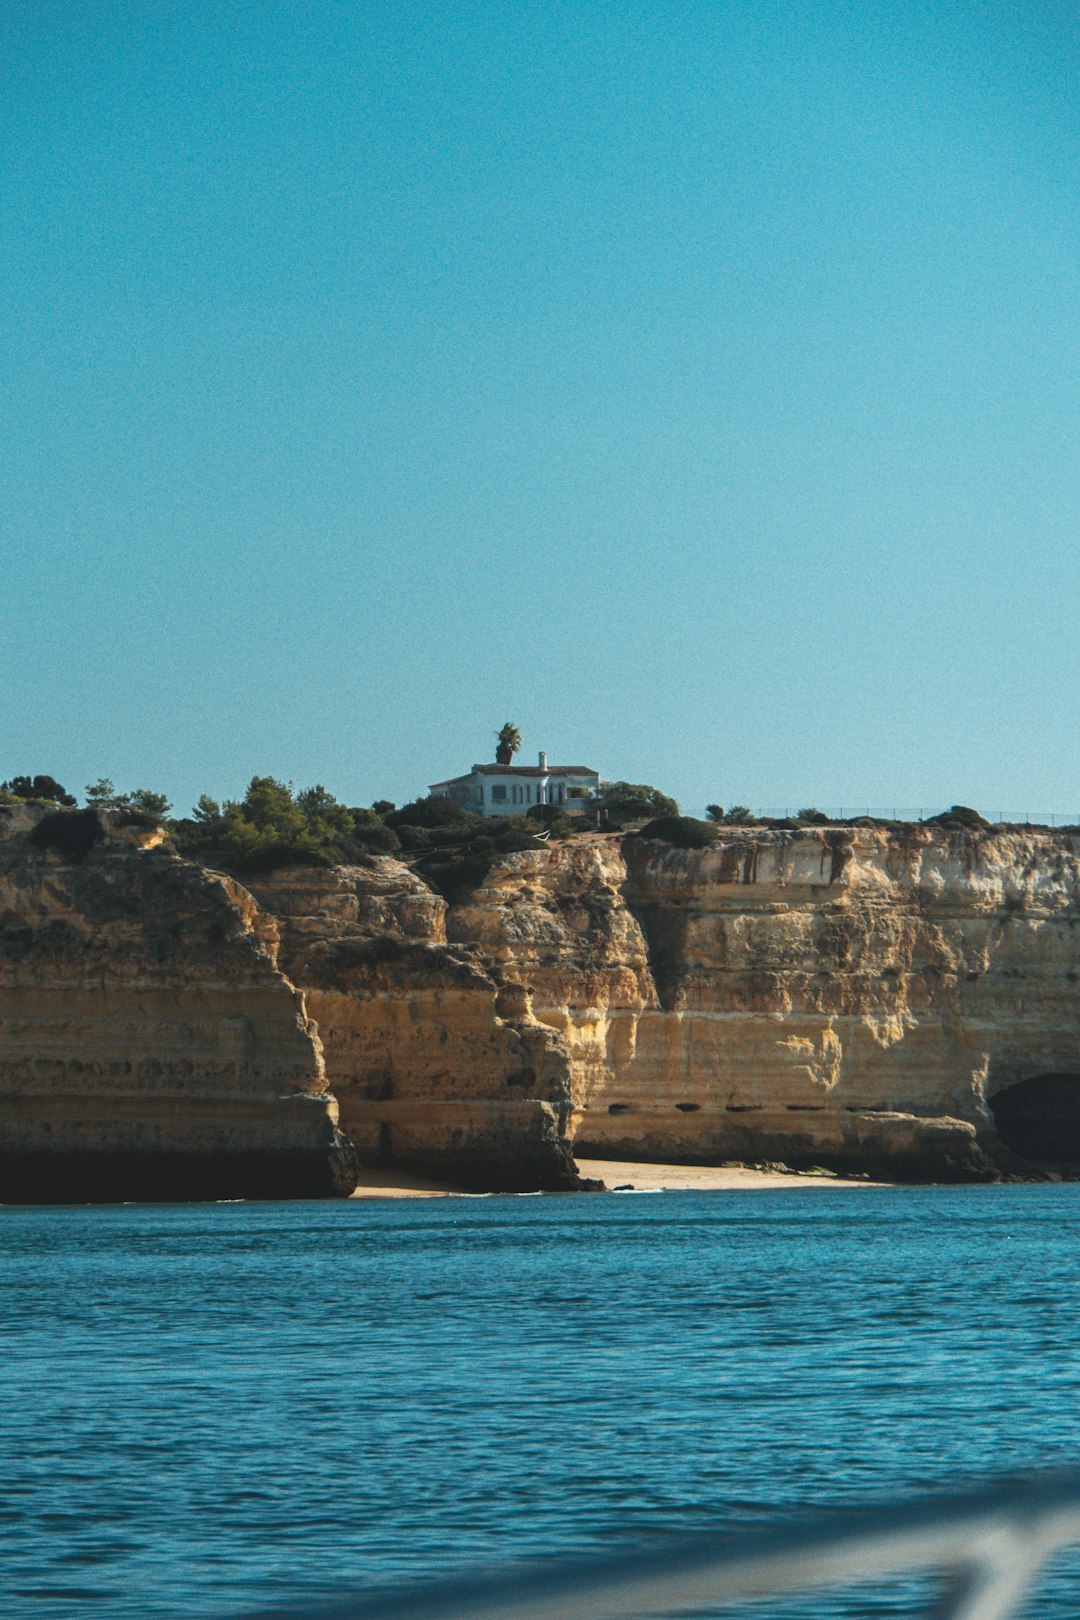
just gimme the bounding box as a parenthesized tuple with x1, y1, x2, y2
(635, 815, 718, 850)
(385, 796, 479, 831)
(174, 776, 384, 872)
(595, 781, 679, 819)
(526, 804, 576, 836)
(352, 823, 400, 854)
(83, 780, 171, 818)
(414, 824, 542, 902)
(114, 807, 162, 830)
(1, 775, 77, 807)
(393, 825, 433, 851)
(925, 805, 990, 831)
(797, 808, 829, 825)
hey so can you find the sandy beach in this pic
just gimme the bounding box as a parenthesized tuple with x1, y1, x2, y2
(576, 1158, 889, 1191)
(349, 1159, 890, 1197)
(349, 1168, 466, 1198)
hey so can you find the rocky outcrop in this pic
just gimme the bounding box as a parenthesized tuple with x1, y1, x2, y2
(0, 807, 357, 1201)
(242, 863, 581, 1190)
(448, 827, 1080, 1180)
(4, 809, 1080, 1197)
(448, 839, 656, 1118)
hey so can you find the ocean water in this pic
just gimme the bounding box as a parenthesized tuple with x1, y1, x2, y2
(3, 1186, 1080, 1619)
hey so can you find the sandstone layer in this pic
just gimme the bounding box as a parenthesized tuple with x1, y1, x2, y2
(242, 863, 580, 1190)
(4, 813, 1079, 1198)
(450, 827, 1080, 1179)
(0, 807, 357, 1201)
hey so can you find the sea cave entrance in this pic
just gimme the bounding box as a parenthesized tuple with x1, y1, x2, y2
(990, 1074, 1080, 1163)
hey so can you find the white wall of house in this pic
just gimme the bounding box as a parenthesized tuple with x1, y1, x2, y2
(430, 766, 598, 817)
(479, 773, 596, 817)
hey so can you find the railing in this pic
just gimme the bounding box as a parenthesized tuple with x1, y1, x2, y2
(240, 1472, 1080, 1620)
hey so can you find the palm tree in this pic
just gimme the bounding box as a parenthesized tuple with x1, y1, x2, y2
(495, 722, 522, 765)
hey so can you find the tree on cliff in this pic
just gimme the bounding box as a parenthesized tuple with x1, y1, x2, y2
(495, 722, 522, 765)
(384, 796, 475, 830)
(636, 815, 718, 849)
(594, 781, 679, 821)
(174, 776, 398, 871)
(85, 778, 122, 809)
(84, 779, 171, 818)
(1, 775, 76, 806)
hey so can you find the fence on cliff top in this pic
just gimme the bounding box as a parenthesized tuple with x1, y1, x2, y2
(687, 807, 1080, 828)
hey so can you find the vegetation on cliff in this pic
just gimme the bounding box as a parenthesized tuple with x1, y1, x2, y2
(384, 796, 551, 899)
(634, 814, 719, 849)
(0, 775, 77, 807)
(6, 767, 1047, 874)
(594, 781, 679, 821)
(172, 778, 400, 872)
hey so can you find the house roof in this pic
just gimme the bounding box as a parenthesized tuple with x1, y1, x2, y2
(429, 764, 598, 789)
(471, 763, 598, 777)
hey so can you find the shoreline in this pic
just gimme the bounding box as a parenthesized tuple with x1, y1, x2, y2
(348, 1158, 892, 1199)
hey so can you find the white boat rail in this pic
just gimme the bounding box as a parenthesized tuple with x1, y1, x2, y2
(239, 1470, 1080, 1620)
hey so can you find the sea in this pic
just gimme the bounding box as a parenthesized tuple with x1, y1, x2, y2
(3, 1185, 1080, 1619)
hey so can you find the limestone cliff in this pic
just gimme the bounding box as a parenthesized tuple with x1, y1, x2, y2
(448, 827, 1080, 1179)
(4, 811, 1080, 1197)
(0, 807, 357, 1201)
(241, 863, 580, 1190)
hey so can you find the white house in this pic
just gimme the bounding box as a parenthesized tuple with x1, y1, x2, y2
(429, 750, 599, 819)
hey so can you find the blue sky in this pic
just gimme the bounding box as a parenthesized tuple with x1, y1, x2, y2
(2, 1, 1077, 818)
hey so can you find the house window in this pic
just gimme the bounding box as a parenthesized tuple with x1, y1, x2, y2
(491, 785, 507, 802)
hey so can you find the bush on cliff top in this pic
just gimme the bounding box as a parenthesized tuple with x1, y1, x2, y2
(85, 779, 172, 818)
(924, 805, 990, 831)
(1, 774, 77, 807)
(705, 804, 759, 825)
(413, 823, 544, 902)
(634, 815, 718, 850)
(384, 796, 477, 830)
(525, 803, 576, 837)
(594, 780, 679, 820)
(173, 777, 400, 872)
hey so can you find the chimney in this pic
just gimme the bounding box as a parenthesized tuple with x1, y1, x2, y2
(539, 751, 548, 771)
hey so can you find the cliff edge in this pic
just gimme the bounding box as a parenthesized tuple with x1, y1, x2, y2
(0, 806, 357, 1201)
(450, 825, 1080, 1179)
(241, 862, 581, 1191)
(3, 812, 1079, 1198)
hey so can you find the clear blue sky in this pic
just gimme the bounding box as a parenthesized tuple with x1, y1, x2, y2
(2, 1, 1077, 818)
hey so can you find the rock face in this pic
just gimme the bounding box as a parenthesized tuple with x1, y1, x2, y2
(0, 807, 357, 1201)
(4, 811, 1080, 1197)
(241, 863, 581, 1190)
(449, 827, 1080, 1179)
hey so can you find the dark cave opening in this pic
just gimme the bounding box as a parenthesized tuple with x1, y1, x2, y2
(990, 1074, 1080, 1163)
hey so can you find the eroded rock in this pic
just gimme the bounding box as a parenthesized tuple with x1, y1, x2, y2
(0, 807, 357, 1201)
